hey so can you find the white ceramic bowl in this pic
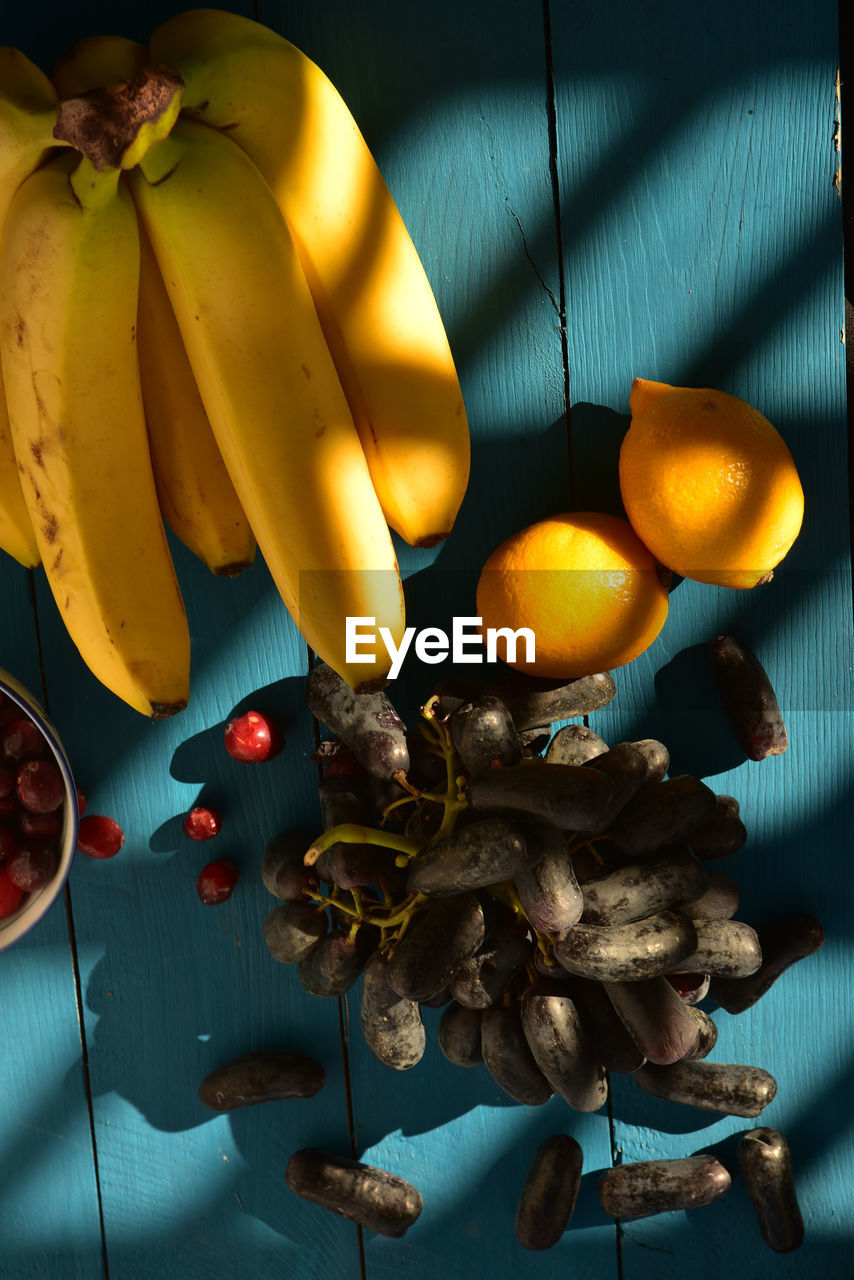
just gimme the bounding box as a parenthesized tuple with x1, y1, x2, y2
(0, 667, 79, 952)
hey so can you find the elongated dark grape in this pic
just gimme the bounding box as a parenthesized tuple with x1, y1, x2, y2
(261, 828, 318, 902)
(466, 759, 615, 833)
(520, 981, 608, 1112)
(419, 985, 453, 1009)
(297, 926, 377, 997)
(480, 1003, 554, 1106)
(286, 1148, 423, 1238)
(738, 1128, 804, 1254)
(545, 723, 608, 766)
(582, 741, 654, 831)
(406, 816, 538, 896)
(633, 1059, 778, 1117)
(553, 912, 698, 982)
(306, 662, 410, 779)
(515, 1134, 583, 1250)
(605, 774, 718, 855)
(198, 1050, 326, 1111)
(515, 823, 583, 932)
(360, 951, 425, 1070)
(565, 975, 646, 1073)
(668, 919, 762, 979)
(603, 976, 705, 1065)
(578, 845, 709, 926)
(681, 871, 740, 921)
(316, 778, 400, 889)
(430, 676, 490, 720)
(687, 794, 747, 860)
(317, 838, 406, 893)
(387, 892, 490, 1002)
(518, 727, 551, 754)
(450, 908, 531, 1009)
(629, 738, 670, 783)
(599, 1155, 731, 1220)
(680, 1006, 718, 1060)
(708, 634, 788, 761)
(450, 694, 522, 777)
(487, 671, 616, 731)
(438, 1001, 484, 1067)
(711, 914, 825, 1014)
(264, 902, 328, 964)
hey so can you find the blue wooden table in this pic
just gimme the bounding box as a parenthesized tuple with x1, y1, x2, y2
(1, 2, 851, 1276)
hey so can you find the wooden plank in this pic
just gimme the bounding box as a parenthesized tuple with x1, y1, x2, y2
(0, 569, 106, 1278)
(253, 1, 617, 1275)
(0, 1, 848, 1277)
(551, 0, 851, 1275)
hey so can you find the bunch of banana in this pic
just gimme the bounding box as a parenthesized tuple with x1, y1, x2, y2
(0, 10, 471, 713)
(0, 48, 58, 571)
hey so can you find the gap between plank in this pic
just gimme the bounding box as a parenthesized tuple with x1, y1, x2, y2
(307, 642, 367, 1280)
(542, 0, 575, 510)
(28, 569, 111, 1280)
(541, 5, 623, 1276)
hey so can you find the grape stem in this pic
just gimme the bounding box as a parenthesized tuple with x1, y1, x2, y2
(303, 822, 421, 867)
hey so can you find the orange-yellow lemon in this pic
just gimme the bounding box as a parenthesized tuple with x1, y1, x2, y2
(475, 511, 670, 678)
(619, 379, 804, 589)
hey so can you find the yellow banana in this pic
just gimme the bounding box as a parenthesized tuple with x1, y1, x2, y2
(50, 33, 257, 576)
(149, 9, 470, 548)
(52, 33, 148, 96)
(0, 147, 190, 717)
(0, 47, 61, 569)
(126, 113, 405, 688)
(137, 224, 257, 575)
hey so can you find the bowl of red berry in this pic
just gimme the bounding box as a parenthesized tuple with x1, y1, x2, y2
(0, 668, 79, 952)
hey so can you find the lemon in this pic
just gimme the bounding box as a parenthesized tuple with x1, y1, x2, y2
(476, 511, 670, 678)
(619, 379, 804, 589)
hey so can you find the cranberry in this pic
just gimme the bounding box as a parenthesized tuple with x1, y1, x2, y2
(2, 716, 46, 763)
(16, 758, 65, 814)
(182, 806, 223, 840)
(0, 792, 16, 820)
(6, 844, 59, 892)
(224, 710, 282, 762)
(18, 808, 62, 839)
(0, 864, 24, 918)
(0, 764, 14, 798)
(0, 823, 20, 863)
(197, 858, 238, 904)
(77, 814, 125, 859)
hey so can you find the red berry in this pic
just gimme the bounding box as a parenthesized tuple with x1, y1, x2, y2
(325, 748, 365, 779)
(196, 858, 238, 904)
(18, 808, 62, 839)
(16, 758, 65, 814)
(0, 793, 17, 821)
(2, 716, 46, 763)
(0, 864, 24, 917)
(6, 844, 59, 892)
(182, 806, 223, 841)
(0, 764, 14, 799)
(77, 814, 125, 859)
(0, 823, 20, 863)
(224, 710, 282, 763)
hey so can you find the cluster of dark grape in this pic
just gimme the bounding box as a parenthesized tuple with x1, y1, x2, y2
(260, 653, 824, 1134)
